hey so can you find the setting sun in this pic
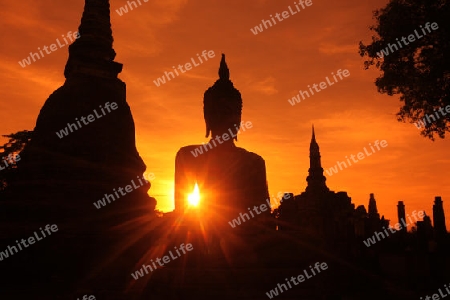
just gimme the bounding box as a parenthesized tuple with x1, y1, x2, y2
(187, 183, 200, 207)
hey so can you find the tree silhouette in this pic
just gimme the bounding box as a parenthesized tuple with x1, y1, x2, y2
(0, 130, 32, 191)
(359, 0, 450, 140)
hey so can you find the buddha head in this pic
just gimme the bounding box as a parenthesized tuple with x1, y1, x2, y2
(203, 54, 242, 141)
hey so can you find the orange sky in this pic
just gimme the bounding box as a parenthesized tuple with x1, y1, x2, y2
(1, 0, 449, 229)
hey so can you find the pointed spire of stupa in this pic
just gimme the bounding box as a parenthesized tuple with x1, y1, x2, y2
(64, 0, 122, 78)
(310, 124, 320, 154)
(368, 193, 379, 217)
(311, 124, 318, 146)
(309, 125, 322, 168)
(306, 126, 329, 192)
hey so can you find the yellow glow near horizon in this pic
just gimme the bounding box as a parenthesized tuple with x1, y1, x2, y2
(187, 183, 200, 207)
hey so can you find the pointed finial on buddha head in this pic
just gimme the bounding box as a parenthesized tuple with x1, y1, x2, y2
(219, 53, 230, 80)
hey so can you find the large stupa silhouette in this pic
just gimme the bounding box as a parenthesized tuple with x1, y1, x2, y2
(1, 0, 157, 297)
(10, 0, 155, 220)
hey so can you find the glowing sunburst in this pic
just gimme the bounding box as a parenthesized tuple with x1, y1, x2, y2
(187, 183, 200, 207)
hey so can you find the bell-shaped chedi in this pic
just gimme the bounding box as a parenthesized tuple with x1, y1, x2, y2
(1, 0, 155, 297)
(7, 0, 154, 221)
(174, 54, 270, 224)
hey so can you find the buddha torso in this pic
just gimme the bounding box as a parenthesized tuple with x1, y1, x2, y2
(175, 142, 269, 220)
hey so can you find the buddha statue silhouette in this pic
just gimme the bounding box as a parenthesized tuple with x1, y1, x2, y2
(174, 54, 270, 228)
